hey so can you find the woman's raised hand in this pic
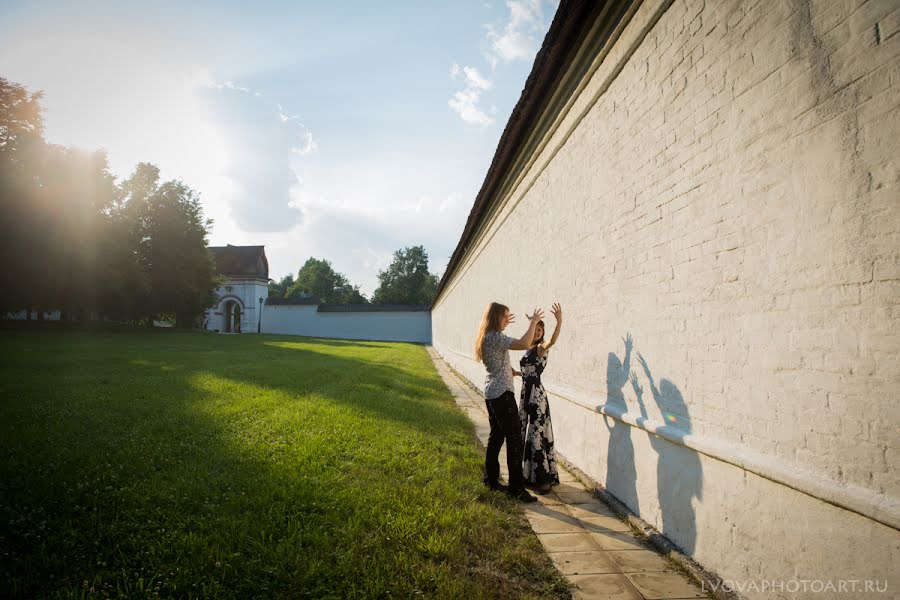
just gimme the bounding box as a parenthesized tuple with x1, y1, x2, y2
(551, 302, 562, 322)
(526, 308, 544, 322)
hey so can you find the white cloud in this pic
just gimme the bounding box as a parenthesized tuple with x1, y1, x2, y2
(449, 63, 495, 126)
(0, 23, 313, 236)
(261, 190, 470, 295)
(486, 0, 545, 68)
(448, 0, 553, 125)
(202, 82, 314, 232)
(462, 66, 492, 91)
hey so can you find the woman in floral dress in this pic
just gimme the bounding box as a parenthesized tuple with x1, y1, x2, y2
(518, 303, 563, 494)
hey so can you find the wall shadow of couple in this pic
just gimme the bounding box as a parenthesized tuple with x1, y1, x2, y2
(602, 333, 703, 554)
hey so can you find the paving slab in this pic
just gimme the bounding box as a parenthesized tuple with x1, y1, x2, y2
(534, 492, 566, 506)
(555, 482, 592, 495)
(576, 514, 634, 533)
(568, 574, 644, 599)
(557, 489, 605, 504)
(607, 550, 675, 573)
(567, 502, 620, 519)
(526, 511, 591, 534)
(538, 532, 604, 553)
(549, 551, 621, 575)
(589, 531, 649, 551)
(625, 572, 708, 599)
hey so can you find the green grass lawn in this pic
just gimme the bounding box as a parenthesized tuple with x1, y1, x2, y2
(0, 328, 569, 599)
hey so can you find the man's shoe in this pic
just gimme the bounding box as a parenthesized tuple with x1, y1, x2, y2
(509, 488, 538, 503)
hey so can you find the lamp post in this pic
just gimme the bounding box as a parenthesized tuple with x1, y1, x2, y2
(258, 297, 263, 333)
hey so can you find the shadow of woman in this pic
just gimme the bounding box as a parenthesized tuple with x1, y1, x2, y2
(602, 333, 640, 514)
(631, 352, 703, 555)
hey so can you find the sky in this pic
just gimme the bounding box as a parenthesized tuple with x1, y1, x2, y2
(0, 0, 557, 296)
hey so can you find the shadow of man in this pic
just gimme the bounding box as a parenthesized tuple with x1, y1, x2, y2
(602, 333, 640, 514)
(632, 352, 703, 554)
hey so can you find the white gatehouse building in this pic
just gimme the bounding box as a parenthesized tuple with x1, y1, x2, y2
(205, 245, 269, 333)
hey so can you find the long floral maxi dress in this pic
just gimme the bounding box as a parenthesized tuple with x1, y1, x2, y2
(519, 349, 559, 486)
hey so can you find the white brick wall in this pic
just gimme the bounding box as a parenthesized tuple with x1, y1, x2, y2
(432, 0, 900, 597)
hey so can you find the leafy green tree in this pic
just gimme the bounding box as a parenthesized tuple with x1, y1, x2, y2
(37, 145, 117, 319)
(268, 273, 294, 299)
(0, 76, 117, 319)
(119, 164, 218, 327)
(0, 79, 217, 326)
(0, 77, 47, 315)
(371, 245, 438, 305)
(342, 285, 368, 305)
(95, 206, 149, 321)
(286, 258, 367, 304)
(0, 76, 44, 166)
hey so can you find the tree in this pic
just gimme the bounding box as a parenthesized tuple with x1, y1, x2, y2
(33, 145, 117, 319)
(286, 258, 367, 304)
(268, 273, 294, 299)
(0, 77, 118, 319)
(0, 77, 44, 166)
(0, 78, 217, 326)
(371, 245, 439, 305)
(0, 77, 46, 315)
(119, 164, 218, 327)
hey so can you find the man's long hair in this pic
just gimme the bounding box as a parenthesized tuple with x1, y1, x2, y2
(474, 302, 508, 362)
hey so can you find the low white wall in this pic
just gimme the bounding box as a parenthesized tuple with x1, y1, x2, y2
(261, 305, 431, 344)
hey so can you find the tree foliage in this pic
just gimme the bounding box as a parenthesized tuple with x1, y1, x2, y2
(0, 77, 217, 326)
(0, 77, 44, 162)
(371, 245, 439, 305)
(268, 274, 294, 299)
(120, 166, 218, 326)
(286, 258, 367, 304)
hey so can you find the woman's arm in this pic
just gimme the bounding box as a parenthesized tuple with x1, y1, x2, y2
(538, 303, 562, 356)
(510, 308, 544, 350)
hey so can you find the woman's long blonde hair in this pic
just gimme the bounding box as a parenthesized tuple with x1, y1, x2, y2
(475, 302, 508, 362)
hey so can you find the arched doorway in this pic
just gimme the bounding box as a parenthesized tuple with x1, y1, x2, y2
(222, 299, 244, 333)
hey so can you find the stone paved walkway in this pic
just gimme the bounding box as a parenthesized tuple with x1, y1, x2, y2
(427, 347, 709, 600)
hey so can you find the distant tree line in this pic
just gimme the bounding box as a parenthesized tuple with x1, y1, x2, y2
(0, 77, 218, 326)
(269, 245, 440, 305)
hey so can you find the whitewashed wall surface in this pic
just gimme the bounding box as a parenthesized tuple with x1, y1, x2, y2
(262, 302, 431, 344)
(432, 0, 900, 598)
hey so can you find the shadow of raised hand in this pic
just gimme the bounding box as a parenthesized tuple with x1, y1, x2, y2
(603, 333, 635, 430)
(636, 352, 660, 403)
(629, 370, 649, 420)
